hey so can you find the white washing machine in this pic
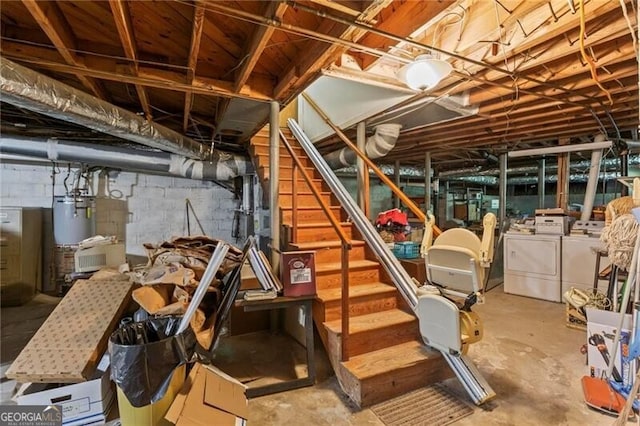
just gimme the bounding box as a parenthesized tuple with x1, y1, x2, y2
(503, 233, 562, 302)
(561, 235, 609, 295)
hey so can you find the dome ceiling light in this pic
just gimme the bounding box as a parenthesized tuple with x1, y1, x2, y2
(398, 54, 453, 91)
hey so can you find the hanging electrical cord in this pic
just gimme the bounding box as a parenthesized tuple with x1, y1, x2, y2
(578, 0, 614, 105)
(618, 0, 639, 64)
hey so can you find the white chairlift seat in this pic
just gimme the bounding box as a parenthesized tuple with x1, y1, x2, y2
(417, 214, 496, 355)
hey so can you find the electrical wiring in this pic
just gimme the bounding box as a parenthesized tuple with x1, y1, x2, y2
(0, 36, 190, 73)
(578, 0, 614, 105)
(618, 0, 639, 63)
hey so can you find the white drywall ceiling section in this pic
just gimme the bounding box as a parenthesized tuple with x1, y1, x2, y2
(299, 75, 412, 142)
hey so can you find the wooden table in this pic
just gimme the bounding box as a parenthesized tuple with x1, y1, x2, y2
(235, 295, 316, 397)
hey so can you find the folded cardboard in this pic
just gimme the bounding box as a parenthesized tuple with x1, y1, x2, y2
(16, 355, 113, 426)
(6, 279, 132, 383)
(165, 364, 248, 426)
(586, 307, 634, 388)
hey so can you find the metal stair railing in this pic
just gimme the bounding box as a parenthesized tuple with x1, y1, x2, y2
(287, 117, 495, 405)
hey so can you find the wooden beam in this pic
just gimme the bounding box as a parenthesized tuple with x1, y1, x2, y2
(359, 1, 455, 70)
(1, 52, 273, 101)
(109, 0, 152, 120)
(183, 4, 205, 132)
(21, 0, 107, 100)
(556, 138, 570, 209)
(234, 2, 287, 92)
(273, 0, 392, 101)
(308, 0, 362, 17)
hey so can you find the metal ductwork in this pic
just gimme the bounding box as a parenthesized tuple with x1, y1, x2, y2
(323, 124, 401, 169)
(0, 58, 205, 159)
(0, 135, 253, 181)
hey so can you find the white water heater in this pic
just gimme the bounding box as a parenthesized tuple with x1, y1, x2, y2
(53, 195, 96, 245)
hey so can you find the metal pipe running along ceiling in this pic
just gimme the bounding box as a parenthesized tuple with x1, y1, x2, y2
(0, 57, 205, 159)
(0, 135, 253, 182)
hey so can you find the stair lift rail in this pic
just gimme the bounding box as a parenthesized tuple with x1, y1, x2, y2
(287, 118, 495, 405)
(287, 118, 419, 310)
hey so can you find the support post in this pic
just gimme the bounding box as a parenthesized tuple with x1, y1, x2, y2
(556, 137, 570, 210)
(269, 101, 280, 273)
(538, 158, 546, 209)
(621, 153, 629, 197)
(424, 152, 432, 213)
(499, 154, 507, 229)
(394, 160, 401, 209)
(356, 121, 369, 218)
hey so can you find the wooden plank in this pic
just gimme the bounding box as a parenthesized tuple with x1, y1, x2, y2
(273, 0, 392, 101)
(341, 340, 451, 407)
(21, 0, 107, 100)
(6, 279, 133, 383)
(234, 2, 287, 92)
(324, 309, 417, 357)
(3, 54, 273, 101)
(109, 0, 152, 120)
(319, 282, 398, 322)
(359, 0, 455, 70)
(183, 4, 205, 132)
(556, 137, 570, 210)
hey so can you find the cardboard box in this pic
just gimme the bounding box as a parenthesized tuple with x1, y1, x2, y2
(281, 251, 316, 297)
(586, 307, 634, 388)
(166, 364, 248, 426)
(16, 355, 113, 426)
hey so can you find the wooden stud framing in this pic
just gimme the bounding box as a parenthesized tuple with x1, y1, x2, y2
(183, 4, 206, 133)
(109, 0, 152, 120)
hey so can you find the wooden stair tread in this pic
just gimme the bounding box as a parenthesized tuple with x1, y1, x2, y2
(292, 240, 364, 250)
(281, 191, 331, 196)
(281, 205, 340, 211)
(324, 309, 415, 334)
(342, 340, 441, 380)
(317, 282, 396, 302)
(295, 221, 350, 228)
(316, 259, 378, 272)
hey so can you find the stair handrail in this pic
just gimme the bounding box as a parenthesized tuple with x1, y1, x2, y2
(301, 92, 442, 237)
(287, 118, 419, 312)
(279, 130, 353, 361)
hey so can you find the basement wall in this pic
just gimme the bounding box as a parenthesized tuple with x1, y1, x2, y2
(0, 162, 238, 291)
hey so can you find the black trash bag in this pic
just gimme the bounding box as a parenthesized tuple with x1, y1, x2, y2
(108, 316, 196, 407)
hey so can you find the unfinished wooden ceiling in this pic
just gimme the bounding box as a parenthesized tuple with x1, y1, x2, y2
(1, 0, 638, 167)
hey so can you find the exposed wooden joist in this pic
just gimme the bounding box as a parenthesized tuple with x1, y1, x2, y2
(308, 0, 362, 17)
(109, 0, 153, 120)
(2, 53, 272, 101)
(273, 0, 393, 101)
(21, 0, 108, 100)
(213, 1, 288, 133)
(234, 2, 287, 92)
(358, 0, 455, 70)
(183, 4, 205, 132)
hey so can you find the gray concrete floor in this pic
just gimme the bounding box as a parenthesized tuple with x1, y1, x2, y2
(230, 286, 615, 425)
(0, 287, 620, 425)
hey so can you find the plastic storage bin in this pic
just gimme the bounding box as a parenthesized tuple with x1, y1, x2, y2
(393, 242, 420, 259)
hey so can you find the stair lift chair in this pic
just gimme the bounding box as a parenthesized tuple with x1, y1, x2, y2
(417, 213, 497, 355)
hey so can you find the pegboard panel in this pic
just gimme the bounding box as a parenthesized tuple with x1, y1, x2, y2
(6, 279, 132, 383)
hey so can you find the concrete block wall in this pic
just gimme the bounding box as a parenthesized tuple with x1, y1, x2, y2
(1, 162, 240, 290)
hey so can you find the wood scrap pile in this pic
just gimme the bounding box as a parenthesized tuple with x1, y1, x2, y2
(130, 235, 242, 349)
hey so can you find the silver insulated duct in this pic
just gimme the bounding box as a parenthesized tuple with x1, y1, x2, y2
(0, 58, 204, 159)
(0, 135, 253, 181)
(323, 123, 401, 169)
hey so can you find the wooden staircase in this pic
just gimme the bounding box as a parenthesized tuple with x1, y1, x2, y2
(249, 127, 451, 407)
